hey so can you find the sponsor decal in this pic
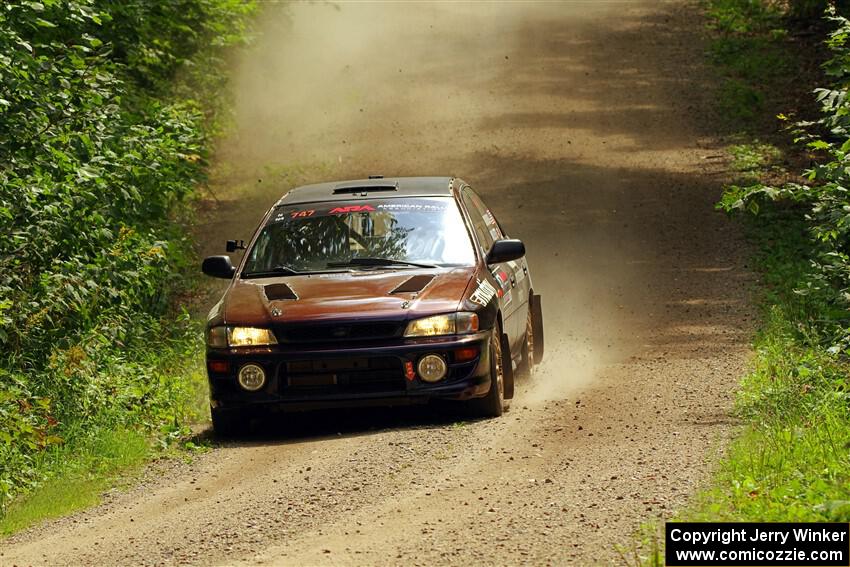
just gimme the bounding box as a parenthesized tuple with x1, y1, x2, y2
(515, 261, 527, 284)
(273, 199, 447, 223)
(469, 278, 498, 307)
(329, 205, 376, 214)
(377, 203, 447, 212)
(503, 290, 513, 305)
(494, 269, 510, 290)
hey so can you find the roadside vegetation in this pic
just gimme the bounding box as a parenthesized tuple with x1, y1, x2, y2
(0, 0, 254, 531)
(693, 0, 850, 524)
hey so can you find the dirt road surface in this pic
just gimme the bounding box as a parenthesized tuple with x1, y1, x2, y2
(1, 1, 755, 565)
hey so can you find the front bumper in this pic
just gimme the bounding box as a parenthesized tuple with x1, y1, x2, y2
(206, 330, 492, 412)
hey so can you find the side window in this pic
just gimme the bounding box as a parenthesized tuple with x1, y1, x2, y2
(462, 189, 494, 256)
(472, 190, 504, 242)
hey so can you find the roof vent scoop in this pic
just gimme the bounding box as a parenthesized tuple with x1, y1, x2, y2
(390, 274, 435, 294)
(332, 180, 398, 194)
(264, 283, 298, 301)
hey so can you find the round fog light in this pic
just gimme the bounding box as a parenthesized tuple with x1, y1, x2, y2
(238, 363, 266, 391)
(417, 354, 447, 383)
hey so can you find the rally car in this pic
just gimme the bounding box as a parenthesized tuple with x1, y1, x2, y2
(201, 176, 544, 435)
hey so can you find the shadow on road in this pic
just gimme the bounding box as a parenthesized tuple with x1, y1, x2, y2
(198, 402, 485, 447)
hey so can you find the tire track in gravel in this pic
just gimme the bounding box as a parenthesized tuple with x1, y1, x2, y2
(0, 1, 755, 565)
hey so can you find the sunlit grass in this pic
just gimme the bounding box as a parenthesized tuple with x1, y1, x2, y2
(0, 428, 150, 536)
(669, 0, 850, 536)
(687, 302, 850, 522)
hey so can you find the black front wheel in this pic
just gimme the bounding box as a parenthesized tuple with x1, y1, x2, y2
(211, 407, 248, 438)
(469, 328, 508, 418)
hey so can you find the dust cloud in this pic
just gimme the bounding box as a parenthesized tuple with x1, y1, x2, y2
(210, 0, 648, 405)
(216, 1, 615, 173)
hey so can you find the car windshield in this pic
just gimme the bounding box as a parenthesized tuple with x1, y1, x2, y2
(242, 197, 476, 276)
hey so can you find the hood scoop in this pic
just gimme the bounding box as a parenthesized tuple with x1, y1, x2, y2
(390, 274, 435, 294)
(263, 283, 298, 301)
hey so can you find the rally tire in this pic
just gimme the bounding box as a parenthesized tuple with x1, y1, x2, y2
(211, 408, 248, 438)
(469, 328, 507, 418)
(501, 332, 514, 401)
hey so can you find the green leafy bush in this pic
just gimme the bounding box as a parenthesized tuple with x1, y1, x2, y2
(720, 10, 850, 353)
(0, 0, 253, 512)
(703, 2, 850, 524)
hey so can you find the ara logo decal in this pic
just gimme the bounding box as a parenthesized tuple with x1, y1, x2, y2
(329, 205, 376, 214)
(469, 278, 498, 307)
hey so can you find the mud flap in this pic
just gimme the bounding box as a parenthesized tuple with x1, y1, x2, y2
(532, 294, 544, 364)
(501, 333, 514, 399)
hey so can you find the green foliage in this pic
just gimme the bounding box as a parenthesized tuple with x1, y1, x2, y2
(719, 78, 767, 122)
(0, 0, 253, 514)
(686, 221, 850, 522)
(706, 0, 797, 126)
(695, 0, 850, 526)
(707, 0, 783, 34)
(788, 0, 832, 22)
(729, 141, 783, 175)
(720, 10, 850, 353)
(0, 427, 151, 535)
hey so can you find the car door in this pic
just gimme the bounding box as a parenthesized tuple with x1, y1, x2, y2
(461, 187, 523, 348)
(479, 195, 530, 349)
(491, 213, 532, 346)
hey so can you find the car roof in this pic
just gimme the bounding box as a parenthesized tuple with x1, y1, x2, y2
(275, 176, 462, 206)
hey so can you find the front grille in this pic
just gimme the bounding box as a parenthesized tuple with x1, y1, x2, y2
(274, 322, 403, 344)
(279, 356, 405, 395)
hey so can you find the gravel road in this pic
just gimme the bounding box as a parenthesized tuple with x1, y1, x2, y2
(1, 1, 755, 565)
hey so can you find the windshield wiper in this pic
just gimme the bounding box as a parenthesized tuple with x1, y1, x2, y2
(326, 257, 437, 269)
(241, 264, 304, 278)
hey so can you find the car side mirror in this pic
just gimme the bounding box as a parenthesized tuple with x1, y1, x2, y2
(486, 239, 526, 265)
(202, 255, 236, 279)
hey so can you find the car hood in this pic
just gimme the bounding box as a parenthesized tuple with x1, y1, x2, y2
(220, 267, 476, 326)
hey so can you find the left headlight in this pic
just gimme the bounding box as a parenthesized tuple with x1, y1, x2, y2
(404, 312, 479, 338)
(207, 326, 278, 347)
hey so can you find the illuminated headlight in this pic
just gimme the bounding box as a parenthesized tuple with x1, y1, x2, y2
(238, 363, 266, 391)
(403, 312, 479, 337)
(229, 327, 277, 347)
(206, 326, 278, 348)
(417, 354, 447, 383)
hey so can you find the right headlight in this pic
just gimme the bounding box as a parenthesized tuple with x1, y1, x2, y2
(207, 326, 278, 348)
(404, 312, 479, 337)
